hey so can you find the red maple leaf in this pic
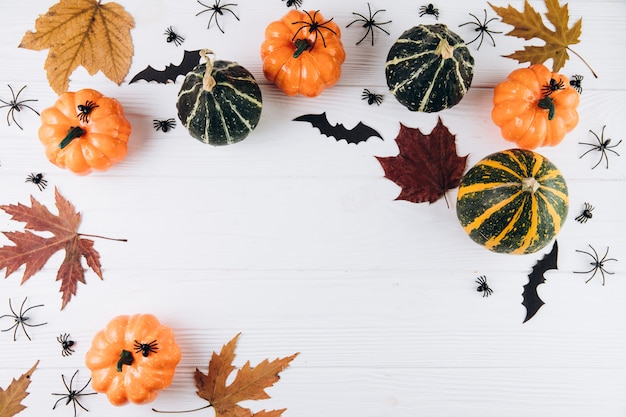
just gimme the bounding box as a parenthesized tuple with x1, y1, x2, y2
(0, 188, 125, 310)
(376, 117, 468, 205)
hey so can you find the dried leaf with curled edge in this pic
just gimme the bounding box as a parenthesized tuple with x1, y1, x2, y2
(489, 0, 597, 77)
(0, 188, 126, 310)
(153, 334, 298, 417)
(0, 361, 38, 417)
(376, 117, 467, 206)
(19, 0, 135, 94)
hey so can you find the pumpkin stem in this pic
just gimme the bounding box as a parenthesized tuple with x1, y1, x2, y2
(521, 177, 541, 194)
(59, 126, 86, 149)
(538, 96, 555, 120)
(116, 349, 134, 372)
(434, 38, 454, 60)
(199, 49, 216, 92)
(293, 38, 312, 58)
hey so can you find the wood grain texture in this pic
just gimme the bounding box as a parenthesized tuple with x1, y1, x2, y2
(0, 1, 625, 417)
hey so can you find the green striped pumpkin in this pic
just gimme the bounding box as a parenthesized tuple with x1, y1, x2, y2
(177, 54, 262, 146)
(456, 149, 568, 254)
(385, 24, 474, 113)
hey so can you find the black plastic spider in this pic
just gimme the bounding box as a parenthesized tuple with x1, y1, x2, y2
(282, 0, 302, 8)
(134, 339, 159, 357)
(579, 125, 622, 169)
(0, 297, 47, 341)
(58, 333, 76, 357)
(153, 118, 176, 132)
(0, 85, 40, 130)
(164, 26, 184, 46)
(570, 74, 584, 94)
(346, 3, 391, 46)
(459, 9, 502, 50)
(77, 101, 98, 123)
(361, 89, 384, 106)
(291, 10, 338, 49)
(52, 370, 97, 417)
(196, 0, 240, 33)
(419, 3, 439, 19)
(574, 245, 617, 285)
(475, 275, 493, 297)
(575, 202, 594, 223)
(541, 78, 565, 96)
(25, 172, 48, 191)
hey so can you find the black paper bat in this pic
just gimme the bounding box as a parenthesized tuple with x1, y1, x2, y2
(129, 49, 201, 84)
(522, 241, 559, 323)
(293, 112, 383, 144)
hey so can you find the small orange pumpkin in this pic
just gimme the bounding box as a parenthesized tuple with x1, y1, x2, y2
(260, 9, 345, 97)
(38, 89, 131, 175)
(85, 314, 181, 406)
(491, 64, 580, 149)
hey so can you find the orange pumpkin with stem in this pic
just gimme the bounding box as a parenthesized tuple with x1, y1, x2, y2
(491, 64, 580, 149)
(261, 9, 345, 97)
(85, 314, 181, 406)
(38, 89, 131, 175)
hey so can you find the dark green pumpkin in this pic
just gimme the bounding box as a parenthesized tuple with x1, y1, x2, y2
(177, 52, 262, 146)
(385, 24, 474, 112)
(456, 149, 568, 255)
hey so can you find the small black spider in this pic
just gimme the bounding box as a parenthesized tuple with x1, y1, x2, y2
(570, 74, 584, 94)
(76, 101, 99, 123)
(579, 125, 622, 169)
(419, 3, 439, 19)
(574, 245, 617, 285)
(196, 0, 240, 33)
(346, 3, 391, 46)
(458, 9, 502, 50)
(575, 202, 594, 223)
(134, 339, 159, 357)
(52, 370, 97, 417)
(58, 333, 76, 357)
(292, 10, 338, 50)
(25, 172, 48, 191)
(282, 0, 302, 8)
(361, 89, 384, 106)
(153, 118, 176, 132)
(541, 78, 565, 96)
(0, 297, 47, 341)
(475, 275, 493, 297)
(164, 26, 185, 46)
(0, 85, 40, 130)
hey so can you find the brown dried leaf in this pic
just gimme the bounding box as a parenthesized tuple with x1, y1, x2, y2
(0, 361, 38, 417)
(195, 334, 299, 417)
(19, 0, 134, 94)
(0, 188, 122, 310)
(376, 117, 467, 205)
(489, 0, 592, 74)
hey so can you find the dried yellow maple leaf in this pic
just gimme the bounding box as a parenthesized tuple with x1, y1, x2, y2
(153, 334, 298, 417)
(19, 0, 135, 94)
(490, 0, 596, 77)
(0, 361, 38, 417)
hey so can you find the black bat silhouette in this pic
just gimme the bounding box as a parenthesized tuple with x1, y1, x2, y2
(129, 50, 201, 84)
(522, 240, 559, 323)
(293, 112, 383, 144)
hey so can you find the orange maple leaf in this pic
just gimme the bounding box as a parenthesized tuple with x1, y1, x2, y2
(154, 334, 298, 417)
(0, 188, 125, 310)
(19, 0, 135, 94)
(490, 0, 596, 77)
(0, 361, 38, 417)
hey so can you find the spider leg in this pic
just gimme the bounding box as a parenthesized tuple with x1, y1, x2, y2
(476, 32, 485, 50)
(356, 26, 371, 45)
(221, 6, 240, 21)
(592, 151, 607, 169)
(52, 394, 70, 410)
(464, 31, 482, 46)
(485, 30, 497, 47)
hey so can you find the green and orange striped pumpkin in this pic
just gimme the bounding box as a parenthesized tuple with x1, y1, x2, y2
(456, 149, 568, 254)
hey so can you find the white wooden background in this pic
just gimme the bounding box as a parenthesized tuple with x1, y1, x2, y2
(1, 1, 625, 416)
